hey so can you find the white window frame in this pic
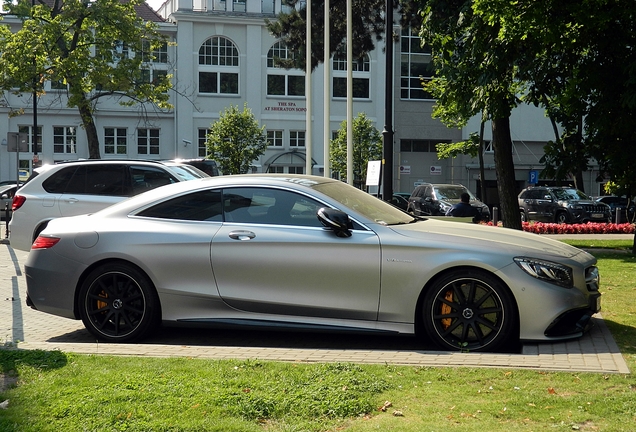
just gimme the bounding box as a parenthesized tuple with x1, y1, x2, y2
(137, 128, 160, 155)
(104, 127, 128, 155)
(266, 41, 305, 97)
(198, 36, 239, 95)
(332, 50, 371, 99)
(53, 126, 77, 154)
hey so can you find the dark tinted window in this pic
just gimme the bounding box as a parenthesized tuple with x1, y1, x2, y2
(42, 166, 78, 193)
(223, 187, 323, 227)
(62, 165, 128, 196)
(138, 189, 223, 221)
(131, 166, 177, 195)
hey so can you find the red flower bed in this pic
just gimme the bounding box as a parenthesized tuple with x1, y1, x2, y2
(482, 221, 635, 234)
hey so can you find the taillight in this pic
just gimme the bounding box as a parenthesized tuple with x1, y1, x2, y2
(12, 195, 26, 211)
(31, 236, 61, 250)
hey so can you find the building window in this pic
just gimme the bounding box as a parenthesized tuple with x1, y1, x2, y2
(140, 40, 168, 63)
(198, 128, 211, 157)
(137, 128, 160, 155)
(332, 50, 370, 99)
(105, 128, 127, 155)
(267, 130, 284, 147)
(53, 127, 77, 154)
(198, 36, 239, 95)
(290, 130, 305, 147)
(18, 125, 42, 154)
(288, 166, 304, 174)
(400, 27, 434, 100)
(266, 41, 305, 96)
(400, 139, 450, 152)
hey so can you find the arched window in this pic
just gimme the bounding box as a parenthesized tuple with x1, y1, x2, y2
(198, 36, 239, 94)
(266, 41, 305, 97)
(332, 50, 370, 99)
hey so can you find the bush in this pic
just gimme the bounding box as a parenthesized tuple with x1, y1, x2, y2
(483, 221, 635, 234)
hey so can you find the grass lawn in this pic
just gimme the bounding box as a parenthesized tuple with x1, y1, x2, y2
(1, 244, 635, 431)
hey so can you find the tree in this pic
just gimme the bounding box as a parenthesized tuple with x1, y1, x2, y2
(330, 112, 382, 189)
(0, 0, 171, 159)
(206, 104, 267, 175)
(419, 0, 524, 229)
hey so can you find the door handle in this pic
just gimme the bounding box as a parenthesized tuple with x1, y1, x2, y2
(228, 230, 256, 241)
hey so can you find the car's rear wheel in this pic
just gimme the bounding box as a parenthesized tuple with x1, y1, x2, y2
(79, 262, 160, 342)
(421, 269, 516, 352)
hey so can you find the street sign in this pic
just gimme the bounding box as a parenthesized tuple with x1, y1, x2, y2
(366, 160, 382, 187)
(6, 132, 29, 152)
(529, 170, 538, 184)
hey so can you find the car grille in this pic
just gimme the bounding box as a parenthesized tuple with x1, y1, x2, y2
(582, 205, 608, 213)
(585, 266, 600, 292)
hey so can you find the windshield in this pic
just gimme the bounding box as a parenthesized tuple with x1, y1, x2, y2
(552, 188, 591, 201)
(434, 185, 475, 201)
(168, 164, 209, 180)
(311, 181, 415, 225)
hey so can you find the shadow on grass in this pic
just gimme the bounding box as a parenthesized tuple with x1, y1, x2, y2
(0, 349, 68, 393)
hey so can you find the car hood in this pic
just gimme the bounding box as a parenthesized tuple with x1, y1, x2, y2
(390, 218, 587, 260)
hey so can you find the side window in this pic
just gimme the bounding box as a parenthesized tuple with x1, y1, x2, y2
(137, 189, 223, 221)
(61, 165, 128, 196)
(130, 166, 177, 195)
(223, 187, 323, 227)
(42, 166, 78, 193)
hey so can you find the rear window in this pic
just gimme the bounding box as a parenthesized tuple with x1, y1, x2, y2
(42, 165, 130, 196)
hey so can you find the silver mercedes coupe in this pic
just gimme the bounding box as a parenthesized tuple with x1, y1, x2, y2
(24, 174, 601, 352)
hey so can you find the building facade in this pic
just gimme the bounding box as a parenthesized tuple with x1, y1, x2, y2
(0, 0, 606, 207)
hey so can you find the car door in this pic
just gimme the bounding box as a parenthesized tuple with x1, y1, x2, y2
(211, 187, 382, 321)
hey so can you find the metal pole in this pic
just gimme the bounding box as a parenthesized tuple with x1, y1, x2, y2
(323, 0, 330, 178)
(381, 0, 394, 201)
(305, 0, 312, 175)
(346, 0, 353, 185)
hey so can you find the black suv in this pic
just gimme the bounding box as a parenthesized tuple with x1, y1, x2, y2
(407, 183, 491, 220)
(518, 186, 611, 224)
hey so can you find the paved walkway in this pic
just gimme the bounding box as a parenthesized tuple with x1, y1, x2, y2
(0, 226, 631, 374)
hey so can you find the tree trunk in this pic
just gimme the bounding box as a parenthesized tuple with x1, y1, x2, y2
(78, 96, 101, 159)
(492, 117, 522, 230)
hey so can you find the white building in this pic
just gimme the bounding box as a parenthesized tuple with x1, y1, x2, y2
(0, 0, 605, 206)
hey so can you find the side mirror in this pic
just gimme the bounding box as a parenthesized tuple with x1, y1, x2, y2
(317, 208, 352, 237)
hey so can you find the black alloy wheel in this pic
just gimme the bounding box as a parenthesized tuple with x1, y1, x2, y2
(422, 269, 516, 352)
(79, 262, 160, 342)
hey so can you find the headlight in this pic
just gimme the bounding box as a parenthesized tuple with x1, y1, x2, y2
(569, 204, 582, 210)
(513, 257, 573, 288)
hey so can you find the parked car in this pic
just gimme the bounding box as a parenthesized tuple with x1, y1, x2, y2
(9, 159, 209, 251)
(25, 174, 600, 352)
(595, 196, 635, 223)
(518, 186, 611, 224)
(0, 180, 23, 187)
(168, 158, 221, 177)
(390, 192, 411, 211)
(0, 183, 18, 220)
(407, 183, 490, 221)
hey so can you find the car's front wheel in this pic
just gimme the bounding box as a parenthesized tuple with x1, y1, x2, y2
(421, 269, 517, 352)
(520, 210, 528, 222)
(79, 262, 161, 343)
(555, 211, 569, 224)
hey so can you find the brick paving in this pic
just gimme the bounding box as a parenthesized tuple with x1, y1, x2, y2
(1, 226, 631, 374)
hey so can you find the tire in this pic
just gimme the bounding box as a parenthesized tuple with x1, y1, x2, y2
(421, 269, 517, 352)
(79, 262, 161, 343)
(555, 212, 569, 224)
(520, 210, 527, 222)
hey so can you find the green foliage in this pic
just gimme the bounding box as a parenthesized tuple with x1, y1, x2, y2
(206, 103, 267, 175)
(329, 112, 382, 189)
(0, 0, 171, 159)
(436, 132, 480, 160)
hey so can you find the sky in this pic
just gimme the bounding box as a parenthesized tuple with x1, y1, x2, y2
(146, 0, 164, 12)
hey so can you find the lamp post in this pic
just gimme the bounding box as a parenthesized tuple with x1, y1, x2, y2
(381, 0, 394, 201)
(32, 0, 38, 163)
